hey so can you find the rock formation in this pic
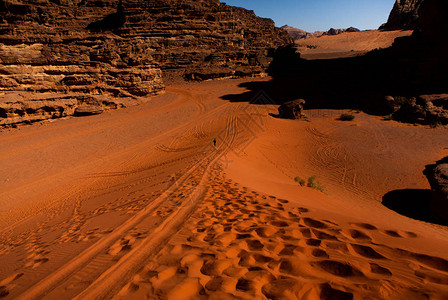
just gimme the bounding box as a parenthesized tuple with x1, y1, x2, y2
(280, 26, 309, 40)
(424, 157, 448, 223)
(380, 0, 425, 30)
(391, 94, 448, 125)
(278, 99, 306, 119)
(0, 0, 291, 126)
(281, 25, 359, 41)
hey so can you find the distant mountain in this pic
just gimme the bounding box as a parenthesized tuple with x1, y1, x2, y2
(281, 25, 360, 40)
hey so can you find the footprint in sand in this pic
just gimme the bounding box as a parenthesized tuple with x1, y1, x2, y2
(349, 244, 386, 259)
(351, 222, 377, 230)
(0, 272, 24, 298)
(108, 231, 146, 256)
(314, 260, 364, 277)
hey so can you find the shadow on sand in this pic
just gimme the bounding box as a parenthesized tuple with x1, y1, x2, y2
(220, 25, 447, 114)
(382, 189, 447, 226)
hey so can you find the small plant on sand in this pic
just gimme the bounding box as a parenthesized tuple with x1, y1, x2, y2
(307, 176, 326, 193)
(294, 176, 306, 186)
(338, 113, 355, 121)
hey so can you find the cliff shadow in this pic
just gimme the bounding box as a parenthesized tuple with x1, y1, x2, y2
(220, 39, 448, 114)
(382, 189, 447, 226)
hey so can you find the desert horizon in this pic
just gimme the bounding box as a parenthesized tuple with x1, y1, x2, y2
(1, 0, 448, 299)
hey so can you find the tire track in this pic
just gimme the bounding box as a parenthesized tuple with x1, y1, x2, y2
(16, 104, 241, 300)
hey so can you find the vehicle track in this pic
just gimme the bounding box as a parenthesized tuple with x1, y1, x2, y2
(16, 104, 241, 299)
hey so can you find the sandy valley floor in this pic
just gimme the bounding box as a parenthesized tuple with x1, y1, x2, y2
(1, 78, 448, 299)
(295, 30, 413, 59)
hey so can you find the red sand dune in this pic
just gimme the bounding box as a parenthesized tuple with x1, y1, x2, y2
(1, 79, 448, 299)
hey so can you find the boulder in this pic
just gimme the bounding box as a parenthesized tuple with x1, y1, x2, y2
(278, 99, 306, 119)
(74, 105, 104, 116)
(424, 157, 448, 222)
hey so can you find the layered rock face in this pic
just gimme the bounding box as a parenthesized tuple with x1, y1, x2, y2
(381, 0, 425, 30)
(0, 0, 291, 126)
(0, 0, 165, 97)
(139, 0, 292, 80)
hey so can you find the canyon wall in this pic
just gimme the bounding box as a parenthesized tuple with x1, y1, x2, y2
(0, 0, 291, 126)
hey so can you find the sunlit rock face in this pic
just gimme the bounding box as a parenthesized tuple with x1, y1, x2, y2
(0, 0, 291, 82)
(0, 0, 291, 126)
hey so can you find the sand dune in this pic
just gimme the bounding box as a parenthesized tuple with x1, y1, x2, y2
(1, 79, 448, 299)
(295, 30, 413, 59)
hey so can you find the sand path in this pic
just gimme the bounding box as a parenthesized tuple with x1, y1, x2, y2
(1, 79, 448, 299)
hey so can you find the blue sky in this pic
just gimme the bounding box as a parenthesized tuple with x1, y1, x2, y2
(224, 0, 395, 32)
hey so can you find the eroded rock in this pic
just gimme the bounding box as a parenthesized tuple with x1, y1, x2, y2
(424, 157, 448, 222)
(392, 94, 448, 125)
(278, 99, 306, 120)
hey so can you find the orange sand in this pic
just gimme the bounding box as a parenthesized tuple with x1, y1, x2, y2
(295, 30, 413, 59)
(1, 78, 448, 299)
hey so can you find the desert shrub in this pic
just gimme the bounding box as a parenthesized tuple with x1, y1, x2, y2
(294, 176, 306, 186)
(338, 113, 355, 121)
(307, 176, 326, 193)
(383, 114, 394, 121)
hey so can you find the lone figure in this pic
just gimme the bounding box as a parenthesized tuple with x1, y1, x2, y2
(213, 138, 217, 148)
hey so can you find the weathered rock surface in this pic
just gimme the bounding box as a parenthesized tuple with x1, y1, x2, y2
(0, 92, 141, 127)
(391, 94, 448, 125)
(424, 157, 448, 223)
(278, 99, 305, 119)
(0, 0, 291, 126)
(0, 0, 291, 83)
(380, 0, 425, 30)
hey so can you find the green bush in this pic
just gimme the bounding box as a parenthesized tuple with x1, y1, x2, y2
(339, 113, 355, 121)
(307, 176, 326, 193)
(294, 176, 306, 186)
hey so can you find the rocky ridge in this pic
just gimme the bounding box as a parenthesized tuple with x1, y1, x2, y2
(281, 25, 359, 40)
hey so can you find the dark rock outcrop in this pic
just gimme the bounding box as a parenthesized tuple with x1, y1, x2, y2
(278, 99, 306, 119)
(380, 0, 425, 30)
(392, 94, 448, 125)
(424, 157, 448, 223)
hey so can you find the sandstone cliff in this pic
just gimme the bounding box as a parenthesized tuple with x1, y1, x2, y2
(0, 0, 291, 126)
(381, 0, 425, 30)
